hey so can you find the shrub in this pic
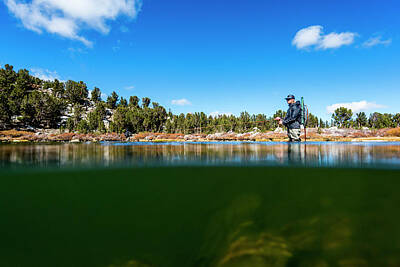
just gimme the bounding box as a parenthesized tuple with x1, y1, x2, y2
(77, 120, 89, 134)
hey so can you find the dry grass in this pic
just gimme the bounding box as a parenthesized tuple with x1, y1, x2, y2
(133, 132, 152, 140)
(302, 132, 322, 140)
(50, 132, 75, 141)
(348, 131, 369, 138)
(0, 130, 33, 137)
(100, 132, 124, 141)
(385, 128, 400, 137)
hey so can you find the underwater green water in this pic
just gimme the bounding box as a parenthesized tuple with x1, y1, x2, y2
(1, 166, 400, 267)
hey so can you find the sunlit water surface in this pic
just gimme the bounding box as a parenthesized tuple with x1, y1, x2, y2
(1, 141, 400, 168)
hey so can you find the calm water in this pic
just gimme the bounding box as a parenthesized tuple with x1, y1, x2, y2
(1, 141, 400, 168)
(1, 142, 400, 266)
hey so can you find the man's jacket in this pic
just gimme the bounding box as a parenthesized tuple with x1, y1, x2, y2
(283, 101, 302, 129)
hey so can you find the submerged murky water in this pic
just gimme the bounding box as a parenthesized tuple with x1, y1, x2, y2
(1, 167, 400, 267)
(1, 142, 400, 266)
(1, 141, 400, 168)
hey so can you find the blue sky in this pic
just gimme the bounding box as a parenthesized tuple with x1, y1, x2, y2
(0, 0, 399, 120)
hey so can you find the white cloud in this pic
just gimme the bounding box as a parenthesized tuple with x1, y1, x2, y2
(5, 0, 142, 46)
(209, 111, 233, 117)
(292, 25, 323, 49)
(124, 85, 135, 90)
(293, 25, 356, 50)
(326, 100, 386, 114)
(30, 68, 61, 81)
(171, 99, 191, 106)
(319, 32, 356, 49)
(363, 36, 392, 48)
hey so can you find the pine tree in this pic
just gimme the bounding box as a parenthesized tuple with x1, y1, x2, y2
(107, 91, 119, 109)
(65, 80, 88, 105)
(129, 96, 140, 108)
(332, 107, 353, 128)
(91, 87, 101, 103)
(355, 112, 368, 128)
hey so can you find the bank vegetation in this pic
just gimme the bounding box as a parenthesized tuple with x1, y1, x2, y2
(1, 64, 399, 142)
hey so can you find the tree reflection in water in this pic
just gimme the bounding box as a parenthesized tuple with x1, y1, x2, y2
(1, 142, 400, 168)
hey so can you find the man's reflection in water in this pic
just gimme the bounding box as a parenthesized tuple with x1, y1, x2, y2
(287, 143, 306, 165)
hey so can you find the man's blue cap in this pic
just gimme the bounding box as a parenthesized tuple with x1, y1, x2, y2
(285, 94, 295, 100)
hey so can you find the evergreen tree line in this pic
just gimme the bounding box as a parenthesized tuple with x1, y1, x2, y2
(331, 107, 400, 129)
(1, 65, 398, 134)
(0, 64, 169, 134)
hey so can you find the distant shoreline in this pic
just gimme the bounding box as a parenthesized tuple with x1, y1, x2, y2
(1, 128, 400, 143)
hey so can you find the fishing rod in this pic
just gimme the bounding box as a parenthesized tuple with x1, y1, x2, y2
(301, 97, 309, 142)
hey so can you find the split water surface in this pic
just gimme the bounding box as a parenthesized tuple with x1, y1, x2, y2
(2, 141, 400, 168)
(1, 142, 400, 266)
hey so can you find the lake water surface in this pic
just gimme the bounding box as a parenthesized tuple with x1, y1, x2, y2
(1, 142, 400, 267)
(1, 141, 400, 168)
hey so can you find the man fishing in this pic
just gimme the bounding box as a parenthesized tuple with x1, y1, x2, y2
(275, 94, 302, 142)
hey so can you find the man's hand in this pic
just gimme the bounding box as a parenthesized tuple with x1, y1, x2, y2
(274, 117, 283, 125)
